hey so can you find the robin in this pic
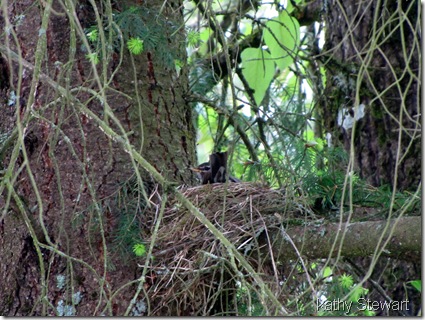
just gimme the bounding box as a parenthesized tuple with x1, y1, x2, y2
(191, 151, 240, 185)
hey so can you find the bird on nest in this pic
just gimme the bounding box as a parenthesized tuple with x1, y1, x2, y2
(191, 151, 240, 185)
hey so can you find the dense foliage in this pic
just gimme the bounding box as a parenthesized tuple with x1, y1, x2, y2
(0, 0, 420, 316)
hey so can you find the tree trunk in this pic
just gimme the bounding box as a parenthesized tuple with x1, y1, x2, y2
(319, 1, 421, 314)
(321, 0, 421, 191)
(0, 0, 195, 315)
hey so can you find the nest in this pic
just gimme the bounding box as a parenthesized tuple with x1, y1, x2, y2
(140, 182, 312, 316)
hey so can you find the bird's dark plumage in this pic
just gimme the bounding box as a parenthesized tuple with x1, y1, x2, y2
(191, 151, 240, 185)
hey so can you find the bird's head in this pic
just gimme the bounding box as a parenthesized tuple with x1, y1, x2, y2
(190, 162, 213, 184)
(190, 162, 211, 173)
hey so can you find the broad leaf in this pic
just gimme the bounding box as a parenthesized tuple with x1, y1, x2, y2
(286, 0, 303, 13)
(264, 11, 300, 71)
(408, 280, 421, 292)
(241, 48, 275, 106)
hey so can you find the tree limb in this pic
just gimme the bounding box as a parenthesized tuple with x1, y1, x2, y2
(267, 216, 421, 263)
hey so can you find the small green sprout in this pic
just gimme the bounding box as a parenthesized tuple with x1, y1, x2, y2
(133, 243, 146, 257)
(127, 38, 144, 55)
(86, 52, 99, 65)
(338, 273, 354, 289)
(86, 29, 98, 42)
(187, 30, 201, 47)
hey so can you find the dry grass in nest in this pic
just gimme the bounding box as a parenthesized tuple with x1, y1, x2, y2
(141, 182, 312, 315)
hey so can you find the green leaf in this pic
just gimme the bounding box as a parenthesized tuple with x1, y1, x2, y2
(198, 27, 214, 55)
(349, 284, 366, 302)
(241, 48, 275, 106)
(263, 12, 300, 71)
(285, 0, 303, 13)
(127, 37, 144, 55)
(408, 280, 421, 292)
(304, 129, 315, 141)
(132, 243, 146, 257)
(322, 266, 333, 279)
(363, 308, 376, 316)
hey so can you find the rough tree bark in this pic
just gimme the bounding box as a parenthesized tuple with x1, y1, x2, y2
(321, 0, 421, 191)
(0, 0, 421, 316)
(318, 1, 421, 315)
(0, 0, 196, 315)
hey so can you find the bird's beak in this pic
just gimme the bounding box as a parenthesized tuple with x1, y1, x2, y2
(190, 167, 202, 173)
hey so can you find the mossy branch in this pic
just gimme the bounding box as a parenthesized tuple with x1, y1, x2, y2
(269, 216, 421, 262)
